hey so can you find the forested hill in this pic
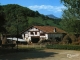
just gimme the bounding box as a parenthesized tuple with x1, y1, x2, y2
(1, 4, 61, 35)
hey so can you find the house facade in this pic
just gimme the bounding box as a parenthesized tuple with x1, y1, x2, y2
(22, 26, 66, 43)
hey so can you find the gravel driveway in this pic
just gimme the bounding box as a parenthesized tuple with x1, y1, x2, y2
(0, 49, 80, 60)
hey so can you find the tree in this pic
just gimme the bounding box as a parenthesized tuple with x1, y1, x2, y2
(60, 0, 80, 33)
(0, 5, 6, 33)
(0, 5, 6, 44)
(3, 4, 28, 36)
(35, 11, 40, 17)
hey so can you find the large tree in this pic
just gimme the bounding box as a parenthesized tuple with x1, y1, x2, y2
(3, 4, 29, 36)
(0, 5, 6, 44)
(0, 5, 5, 33)
(60, 0, 80, 33)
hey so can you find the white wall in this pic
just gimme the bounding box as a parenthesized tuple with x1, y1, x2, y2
(22, 27, 48, 43)
(28, 32, 40, 36)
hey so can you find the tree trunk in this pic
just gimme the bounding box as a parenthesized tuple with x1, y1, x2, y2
(1, 34, 7, 44)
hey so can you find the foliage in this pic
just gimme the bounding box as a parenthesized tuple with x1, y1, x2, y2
(62, 34, 72, 44)
(46, 44, 80, 50)
(2, 4, 29, 35)
(1, 44, 16, 48)
(60, 0, 80, 33)
(0, 5, 6, 33)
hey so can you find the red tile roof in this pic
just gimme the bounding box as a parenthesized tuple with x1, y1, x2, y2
(34, 26, 66, 33)
(21, 26, 66, 34)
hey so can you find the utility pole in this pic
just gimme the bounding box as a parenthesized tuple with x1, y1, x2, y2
(17, 15, 19, 51)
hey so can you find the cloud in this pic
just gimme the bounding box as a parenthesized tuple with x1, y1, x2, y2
(28, 5, 66, 13)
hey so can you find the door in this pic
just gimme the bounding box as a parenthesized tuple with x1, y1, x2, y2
(31, 36, 40, 43)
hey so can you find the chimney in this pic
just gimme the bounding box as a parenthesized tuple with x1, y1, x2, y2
(53, 28, 56, 32)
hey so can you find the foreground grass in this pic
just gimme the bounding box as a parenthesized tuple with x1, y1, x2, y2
(0, 45, 45, 55)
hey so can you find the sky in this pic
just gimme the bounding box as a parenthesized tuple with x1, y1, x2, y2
(0, 0, 65, 18)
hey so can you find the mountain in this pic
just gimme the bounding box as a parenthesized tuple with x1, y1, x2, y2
(46, 14, 59, 19)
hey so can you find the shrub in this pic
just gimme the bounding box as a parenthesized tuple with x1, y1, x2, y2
(1, 44, 16, 48)
(69, 34, 77, 43)
(72, 42, 80, 45)
(62, 34, 72, 44)
(46, 44, 80, 50)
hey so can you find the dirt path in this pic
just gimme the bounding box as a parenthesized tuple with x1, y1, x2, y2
(0, 49, 80, 60)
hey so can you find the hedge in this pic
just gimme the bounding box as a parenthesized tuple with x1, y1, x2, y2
(46, 44, 80, 50)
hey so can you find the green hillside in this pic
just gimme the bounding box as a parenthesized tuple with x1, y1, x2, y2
(28, 16, 61, 27)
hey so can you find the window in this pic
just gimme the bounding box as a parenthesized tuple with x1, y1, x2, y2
(24, 34, 25, 37)
(40, 33, 45, 36)
(30, 32, 34, 35)
(35, 32, 37, 35)
(54, 28, 56, 32)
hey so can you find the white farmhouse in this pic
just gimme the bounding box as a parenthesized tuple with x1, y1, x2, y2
(21, 26, 66, 43)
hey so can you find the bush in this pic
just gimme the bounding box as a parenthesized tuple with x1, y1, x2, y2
(69, 34, 77, 42)
(1, 44, 16, 48)
(46, 44, 80, 50)
(62, 35, 72, 44)
(72, 42, 80, 45)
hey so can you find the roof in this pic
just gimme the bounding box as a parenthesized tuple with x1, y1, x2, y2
(34, 26, 66, 33)
(21, 26, 66, 34)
